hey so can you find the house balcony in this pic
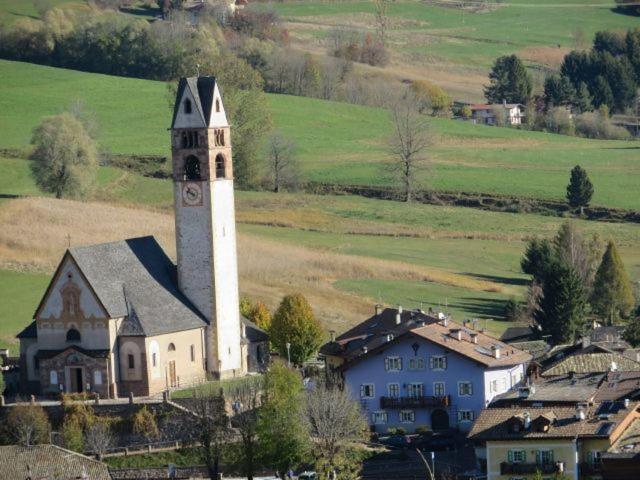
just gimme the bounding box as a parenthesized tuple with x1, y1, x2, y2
(380, 395, 450, 409)
(500, 462, 562, 475)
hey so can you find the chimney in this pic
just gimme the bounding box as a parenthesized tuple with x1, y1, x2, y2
(581, 336, 591, 349)
(492, 345, 501, 359)
(387, 334, 394, 342)
(575, 405, 586, 421)
(375, 304, 382, 316)
(611, 361, 618, 372)
(398, 305, 403, 314)
(451, 329, 462, 341)
(330, 330, 336, 342)
(524, 412, 531, 429)
(624, 398, 630, 409)
(362, 346, 368, 354)
(470, 333, 478, 344)
(395, 313, 401, 325)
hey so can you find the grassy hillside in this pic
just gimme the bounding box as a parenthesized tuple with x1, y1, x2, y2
(275, 0, 640, 100)
(1, 60, 639, 210)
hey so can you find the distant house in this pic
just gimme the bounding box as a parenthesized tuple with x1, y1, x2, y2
(321, 306, 531, 433)
(470, 101, 524, 126)
(0, 444, 110, 480)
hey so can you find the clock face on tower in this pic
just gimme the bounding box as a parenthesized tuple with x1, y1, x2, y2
(182, 182, 203, 206)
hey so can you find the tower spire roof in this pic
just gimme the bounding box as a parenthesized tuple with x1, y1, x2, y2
(171, 76, 227, 128)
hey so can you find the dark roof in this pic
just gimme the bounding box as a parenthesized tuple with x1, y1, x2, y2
(36, 346, 110, 360)
(509, 340, 549, 360)
(468, 403, 640, 442)
(171, 76, 218, 128)
(17, 320, 37, 339)
(68, 236, 207, 336)
(243, 317, 269, 343)
(0, 445, 110, 480)
(595, 371, 640, 402)
(322, 307, 531, 369)
(500, 325, 537, 343)
(491, 373, 605, 406)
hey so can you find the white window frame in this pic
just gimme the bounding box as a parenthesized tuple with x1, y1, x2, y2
(360, 383, 375, 399)
(433, 381, 445, 396)
(408, 382, 424, 398)
(387, 383, 400, 398)
(49, 370, 58, 385)
(538, 449, 553, 465)
(458, 410, 474, 422)
(458, 381, 473, 397)
(399, 410, 415, 423)
(93, 370, 102, 385)
(510, 449, 526, 463)
(385, 356, 402, 372)
(430, 355, 447, 371)
(408, 357, 425, 371)
(371, 411, 387, 425)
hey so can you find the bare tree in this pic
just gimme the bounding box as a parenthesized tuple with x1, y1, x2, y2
(306, 383, 367, 480)
(388, 94, 430, 202)
(373, 0, 391, 46)
(231, 382, 262, 480)
(190, 390, 230, 480)
(265, 132, 298, 193)
(84, 421, 113, 459)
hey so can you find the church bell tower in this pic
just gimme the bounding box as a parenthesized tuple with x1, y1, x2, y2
(170, 77, 243, 378)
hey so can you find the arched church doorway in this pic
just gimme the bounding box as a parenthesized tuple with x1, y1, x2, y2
(431, 409, 449, 431)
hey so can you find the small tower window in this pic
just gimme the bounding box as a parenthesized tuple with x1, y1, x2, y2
(215, 99, 220, 112)
(184, 155, 201, 180)
(168, 343, 176, 352)
(215, 154, 226, 179)
(184, 99, 192, 114)
(66, 328, 81, 342)
(181, 131, 199, 149)
(214, 129, 225, 147)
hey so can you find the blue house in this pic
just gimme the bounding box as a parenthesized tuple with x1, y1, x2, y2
(321, 307, 532, 433)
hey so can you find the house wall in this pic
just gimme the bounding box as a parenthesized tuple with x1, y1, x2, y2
(344, 336, 510, 433)
(144, 328, 207, 396)
(486, 439, 577, 480)
(484, 364, 525, 406)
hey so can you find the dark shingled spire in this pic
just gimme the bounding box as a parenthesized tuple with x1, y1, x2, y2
(171, 76, 218, 128)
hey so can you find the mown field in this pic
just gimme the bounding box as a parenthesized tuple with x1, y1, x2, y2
(274, 0, 640, 100)
(1, 60, 639, 210)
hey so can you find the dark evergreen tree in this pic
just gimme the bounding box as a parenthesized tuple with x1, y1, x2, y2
(591, 75, 615, 110)
(484, 54, 533, 105)
(521, 238, 555, 282)
(626, 29, 640, 82)
(535, 263, 586, 343)
(623, 316, 640, 347)
(543, 74, 575, 107)
(574, 82, 593, 112)
(591, 240, 635, 324)
(566, 165, 594, 210)
(594, 31, 627, 56)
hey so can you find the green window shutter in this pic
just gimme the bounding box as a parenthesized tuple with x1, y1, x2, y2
(384, 358, 389, 371)
(522, 450, 526, 462)
(587, 451, 593, 464)
(550, 450, 554, 463)
(536, 450, 541, 465)
(508, 450, 513, 462)
(399, 358, 403, 370)
(443, 357, 447, 369)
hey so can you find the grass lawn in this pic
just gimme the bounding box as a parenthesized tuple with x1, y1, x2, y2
(1, 60, 638, 210)
(0, 269, 50, 350)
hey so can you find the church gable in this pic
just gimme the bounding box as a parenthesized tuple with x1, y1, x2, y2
(172, 81, 207, 129)
(208, 83, 228, 127)
(35, 253, 108, 322)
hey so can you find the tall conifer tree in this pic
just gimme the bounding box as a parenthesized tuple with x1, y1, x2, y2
(591, 240, 635, 324)
(566, 165, 594, 211)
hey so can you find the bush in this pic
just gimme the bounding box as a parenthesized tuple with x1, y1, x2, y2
(61, 416, 84, 452)
(4, 404, 51, 446)
(415, 425, 431, 435)
(536, 107, 574, 135)
(574, 111, 631, 139)
(396, 427, 406, 435)
(132, 406, 160, 441)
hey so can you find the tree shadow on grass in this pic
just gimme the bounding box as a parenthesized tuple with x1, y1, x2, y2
(119, 6, 162, 19)
(449, 297, 507, 320)
(0, 194, 20, 199)
(463, 272, 529, 287)
(611, 6, 640, 18)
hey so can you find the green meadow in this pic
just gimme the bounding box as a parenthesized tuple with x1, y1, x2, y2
(1, 60, 639, 210)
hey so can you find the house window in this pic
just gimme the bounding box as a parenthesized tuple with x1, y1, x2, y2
(511, 371, 522, 386)
(430, 355, 447, 370)
(184, 99, 192, 114)
(399, 410, 415, 423)
(387, 383, 400, 398)
(588, 451, 602, 466)
(458, 381, 473, 397)
(385, 356, 402, 372)
(458, 410, 474, 422)
(49, 370, 58, 385)
(168, 343, 176, 352)
(537, 449, 554, 465)
(190, 344, 196, 363)
(371, 411, 387, 425)
(360, 384, 375, 398)
(433, 382, 445, 396)
(408, 383, 424, 398)
(66, 328, 81, 342)
(128, 354, 135, 369)
(491, 378, 506, 393)
(508, 450, 526, 463)
(152, 353, 157, 368)
(408, 357, 424, 370)
(94, 370, 102, 385)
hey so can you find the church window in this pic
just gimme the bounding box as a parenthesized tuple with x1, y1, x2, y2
(215, 154, 226, 179)
(184, 155, 201, 180)
(184, 99, 192, 114)
(94, 370, 102, 385)
(168, 343, 176, 352)
(181, 131, 199, 149)
(190, 345, 195, 363)
(152, 353, 157, 367)
(214, 129, 225, 147)
(50, 370, 58, 385)
(128, 354, 135, 369)
(66, 328, 81, 342)
(215, 99, 220, 112)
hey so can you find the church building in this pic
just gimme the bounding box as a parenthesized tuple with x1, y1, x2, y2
(17, 77, 268, 398)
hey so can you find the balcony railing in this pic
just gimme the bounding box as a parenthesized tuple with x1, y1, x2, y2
(380, 395, 450, 409)
(500, 462, 561, 475)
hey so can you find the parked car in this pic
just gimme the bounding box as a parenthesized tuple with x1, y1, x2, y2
(298, 472, 317, 480)
(380, 434, 413, 449)
(413, 432, 456, 452)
